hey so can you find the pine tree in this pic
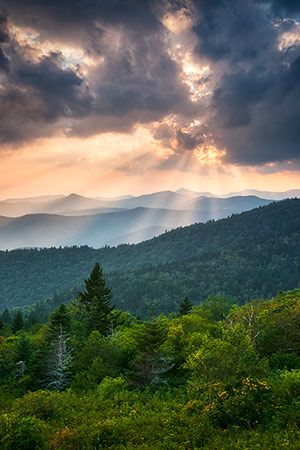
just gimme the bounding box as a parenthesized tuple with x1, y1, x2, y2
(12, 310, 24, 334)
(179, 297, 193, 316)
(26, 315, 37, 328)
(2, 308, 11, 324)
(15, 334, 32, 364)
(14, 334, 32, 378)
(78, 262, 114, 336)
(49, 304, 71, 335)
(129, 318, 173, 388)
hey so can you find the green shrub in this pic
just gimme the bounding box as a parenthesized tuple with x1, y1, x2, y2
(0, 413, 48, 450)
(269, 352, 300, 371)
(97, 375, 129, 400)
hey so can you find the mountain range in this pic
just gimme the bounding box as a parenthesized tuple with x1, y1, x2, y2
(0, 188, 298, 250)
(0, 198, 299, 313)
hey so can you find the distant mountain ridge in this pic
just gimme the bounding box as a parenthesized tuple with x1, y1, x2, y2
(3, 194, 65, 203)
(1, 188, 299, 217)
(222, 189, 300, 200)
(0, 207, 192, 250)
(0, 198, 299, 312)
(0, 188, 298, 250)
(181, 195, 271, 212)
(0, 196, 272, 250)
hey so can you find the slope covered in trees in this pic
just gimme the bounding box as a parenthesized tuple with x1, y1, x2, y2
(0, 198, 299, 315)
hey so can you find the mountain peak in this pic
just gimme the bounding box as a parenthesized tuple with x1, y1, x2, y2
(67, 193, 84, 199)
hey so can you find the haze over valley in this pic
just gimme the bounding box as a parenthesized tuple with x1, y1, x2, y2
(0, 188, 296, 249)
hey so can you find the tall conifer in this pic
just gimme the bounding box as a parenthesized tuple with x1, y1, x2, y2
(129, 317, 172, 388)
(12, 310, 24, 334)
(2, 308, 11, 324)
(78, 262, 114, 336)
(49, 304, 71, 335)
(179, 297, 193, 316)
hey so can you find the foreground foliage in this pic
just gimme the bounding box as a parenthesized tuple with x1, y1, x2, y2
(1, 273, 300, 447)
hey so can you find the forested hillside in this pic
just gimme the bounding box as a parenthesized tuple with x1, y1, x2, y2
(0, 198, 299, 315)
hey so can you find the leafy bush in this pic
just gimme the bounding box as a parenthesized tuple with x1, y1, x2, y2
(0, 413, 48, 450)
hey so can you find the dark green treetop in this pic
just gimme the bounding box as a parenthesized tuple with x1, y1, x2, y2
(14, 334, 32, 366)
(49, 304, 71, 334)
(179, 297, 193, 316)
(2, 308, 11, 324)
(78, 262, 114, 336)
(129, 317, 171, 388)
(78, 263, 112, 311)
(12, 310, 24, 334)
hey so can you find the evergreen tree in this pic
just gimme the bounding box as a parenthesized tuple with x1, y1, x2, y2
(129, 318, 172, 388)
(26, 315, 37, 328)
(15, 334, 32, 365)
(78, 262, 114, 336)
(14, 334, 33, 378)
(179, 297, 193, 316)
(49, 304, 71, 335)
(12, 311, 24, 334)
(2, 308, 11, 324)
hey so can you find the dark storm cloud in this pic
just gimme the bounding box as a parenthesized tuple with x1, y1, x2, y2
(176, 130, 199, 150)
(0, 0, 162, 52)
(153, 122, 208, 153)
(211, 52, 300, 165)
(0, 49, 9, 70)
(212, 70, 271, 129)
(0, 12, 9, 70)
(0, 25, 92, 142)
(15, 54, 91, 120)
(70, 49, 193, 137)
(9, 0, 158, 29)
(193, 0, 277, 63)
(0, 0, 197, 143)
(191, 0, 300, 166)
(0, 11, 9, 42)
(0, 7, 93, 143)
(259, 0, 300, 16)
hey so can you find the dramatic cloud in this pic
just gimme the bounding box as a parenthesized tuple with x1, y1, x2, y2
(191, 0, 300, 166)
(0, 0, 299, 171)
(0, 0, 198, 144)
(0, 9, 93, 142)
(262, 0, 300, 16)
(211, 54, 300, 165)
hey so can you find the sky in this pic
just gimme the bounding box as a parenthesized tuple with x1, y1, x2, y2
(0, 0, 300, 199)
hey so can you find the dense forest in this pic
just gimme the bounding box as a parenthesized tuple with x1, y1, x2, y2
(1, 262, 300, 448)
(0, 199, 300, 317)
